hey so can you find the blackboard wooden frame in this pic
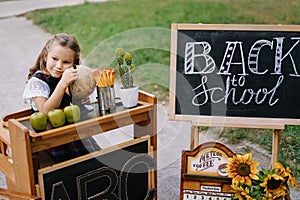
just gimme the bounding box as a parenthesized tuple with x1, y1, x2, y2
(38, 136, 154, 200)
(169, 23, 300, 129)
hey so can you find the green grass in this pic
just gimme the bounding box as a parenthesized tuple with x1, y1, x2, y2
(25, 0, 300, 179)
(221, 127, 300, 178)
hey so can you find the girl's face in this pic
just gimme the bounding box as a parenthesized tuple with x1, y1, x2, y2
(45, 44, 76, 78)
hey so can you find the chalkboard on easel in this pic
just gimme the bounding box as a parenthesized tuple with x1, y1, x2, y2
(38, 137, 155, 200)
(169, 23, 300, 128)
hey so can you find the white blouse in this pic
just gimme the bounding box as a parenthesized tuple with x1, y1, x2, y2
(23, 77, 50, 111)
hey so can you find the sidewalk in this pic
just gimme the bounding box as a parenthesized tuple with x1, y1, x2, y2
(0, 0, 85, 19)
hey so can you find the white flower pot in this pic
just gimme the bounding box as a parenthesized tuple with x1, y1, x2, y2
(119, 86, 139, 108)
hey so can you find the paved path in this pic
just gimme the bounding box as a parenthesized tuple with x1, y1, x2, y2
(0, 0, 83, 19)
(0, 17, 49, 117)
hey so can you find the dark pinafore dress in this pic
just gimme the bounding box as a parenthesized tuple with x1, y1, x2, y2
(34, 72, 101, 162)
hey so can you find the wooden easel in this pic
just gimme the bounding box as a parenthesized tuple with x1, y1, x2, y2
(168, 23, 300, 200)
(189, 120, 285, 168)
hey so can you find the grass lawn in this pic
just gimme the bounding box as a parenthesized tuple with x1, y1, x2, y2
(25, 0, 300, 179)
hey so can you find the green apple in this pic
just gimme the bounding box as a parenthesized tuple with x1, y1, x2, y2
(29, 112, 47, 132)
(64, 104, 81, 123)
(48, 109, 65, 128)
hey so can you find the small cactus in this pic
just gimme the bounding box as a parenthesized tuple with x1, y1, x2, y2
(124, 52, 132, 66)
(115, 48, 124, 65)
(115, 48, 135, 89)
(130, 63, 135, 71)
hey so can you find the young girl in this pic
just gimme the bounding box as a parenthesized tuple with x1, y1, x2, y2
(23, 33, 100, 162)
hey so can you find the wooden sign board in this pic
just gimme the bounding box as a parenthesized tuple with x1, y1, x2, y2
(180, 142, 235, 200)
(169, 23, 300, 128)
(38, 137, 156, 200)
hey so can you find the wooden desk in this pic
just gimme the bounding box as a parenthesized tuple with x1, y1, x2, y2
(0, 90, 157, 199)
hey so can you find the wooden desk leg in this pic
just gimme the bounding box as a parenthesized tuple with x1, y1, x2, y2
(190, 126, 199, 150)
(271, 129, 283, 168)
(8, 119, 36, 196)
(134, 106, 157, 199)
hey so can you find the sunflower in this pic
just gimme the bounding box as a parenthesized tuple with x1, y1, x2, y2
(287, 176, 298, 188)
(260, 173, 287, 199)
(273, 162, 286, 176)
(231, 184, 253, 200)
(226, 153, 260, 186)
(273, 162, 298, 188)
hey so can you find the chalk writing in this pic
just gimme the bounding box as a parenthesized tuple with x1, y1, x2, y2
(50, 181, 71, 200)
(41, 140, 156, 200)
(76, 167, 118, 200)
(48, 154, 155, 200)
(192, 151, 222, 171)
(192, 75, 283, 106)
(185, 37, 300, 108)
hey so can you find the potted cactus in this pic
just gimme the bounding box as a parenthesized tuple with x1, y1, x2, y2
(115, 48, 139, 108)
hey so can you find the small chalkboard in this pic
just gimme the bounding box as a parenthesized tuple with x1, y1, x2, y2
(38, 137, 156, 200)
(180, 142, 235, 200)
(169, 23, 300, 128)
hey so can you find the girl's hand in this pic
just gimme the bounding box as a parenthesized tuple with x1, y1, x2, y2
(60, 68, 78, 89)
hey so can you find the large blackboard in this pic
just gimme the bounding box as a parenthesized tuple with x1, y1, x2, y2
(38, 137, 155, 200)
(169, 23, 300, 127)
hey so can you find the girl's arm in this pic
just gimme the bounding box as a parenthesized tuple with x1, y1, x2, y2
(33, 68, 77, 114)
